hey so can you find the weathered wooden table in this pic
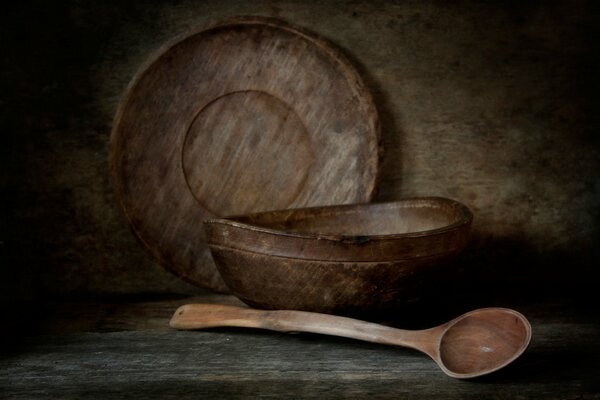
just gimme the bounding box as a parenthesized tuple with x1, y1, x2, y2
(2, 291, 598, 399)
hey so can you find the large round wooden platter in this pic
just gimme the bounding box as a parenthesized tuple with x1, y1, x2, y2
(110, 16, 381, 292)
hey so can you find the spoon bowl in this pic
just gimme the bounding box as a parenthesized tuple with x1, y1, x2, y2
(437, 308, 532, 378)
(170, 304, 532, 378)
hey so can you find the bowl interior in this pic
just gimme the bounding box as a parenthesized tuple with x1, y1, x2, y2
(230, 198, 469, 236)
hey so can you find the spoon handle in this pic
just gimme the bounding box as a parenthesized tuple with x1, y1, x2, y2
(170, 304, 436, 351)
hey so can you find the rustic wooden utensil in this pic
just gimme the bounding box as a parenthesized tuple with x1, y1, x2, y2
(170, 304, 532, 379)
(204, 198, 473, 313)
(110, 16, 381, 293)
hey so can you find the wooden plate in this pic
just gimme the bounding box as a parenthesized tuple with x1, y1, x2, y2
(110, 16, 381, 292)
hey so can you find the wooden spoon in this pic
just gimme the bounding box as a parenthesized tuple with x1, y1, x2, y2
(170, 304, 532, 379)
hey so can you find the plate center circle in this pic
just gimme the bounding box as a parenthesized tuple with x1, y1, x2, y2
(182, 90, 314, 217)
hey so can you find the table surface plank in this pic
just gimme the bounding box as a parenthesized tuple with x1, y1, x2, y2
(1, 294, 599, 399)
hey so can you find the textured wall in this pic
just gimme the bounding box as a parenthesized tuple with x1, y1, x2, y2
(1, 1, 598, 301)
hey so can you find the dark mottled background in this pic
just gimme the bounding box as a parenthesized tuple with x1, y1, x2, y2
(1, 1, 598, 322)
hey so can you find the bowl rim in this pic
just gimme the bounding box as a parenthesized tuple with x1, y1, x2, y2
(204, 196, 473, 242)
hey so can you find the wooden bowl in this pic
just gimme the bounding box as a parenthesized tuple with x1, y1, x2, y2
(204, 197, 473, 313)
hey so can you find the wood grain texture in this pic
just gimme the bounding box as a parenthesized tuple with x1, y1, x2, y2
(109, 16, 381, 293)
(1, 296, 598, 399)
(204, 198, 471, 313)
